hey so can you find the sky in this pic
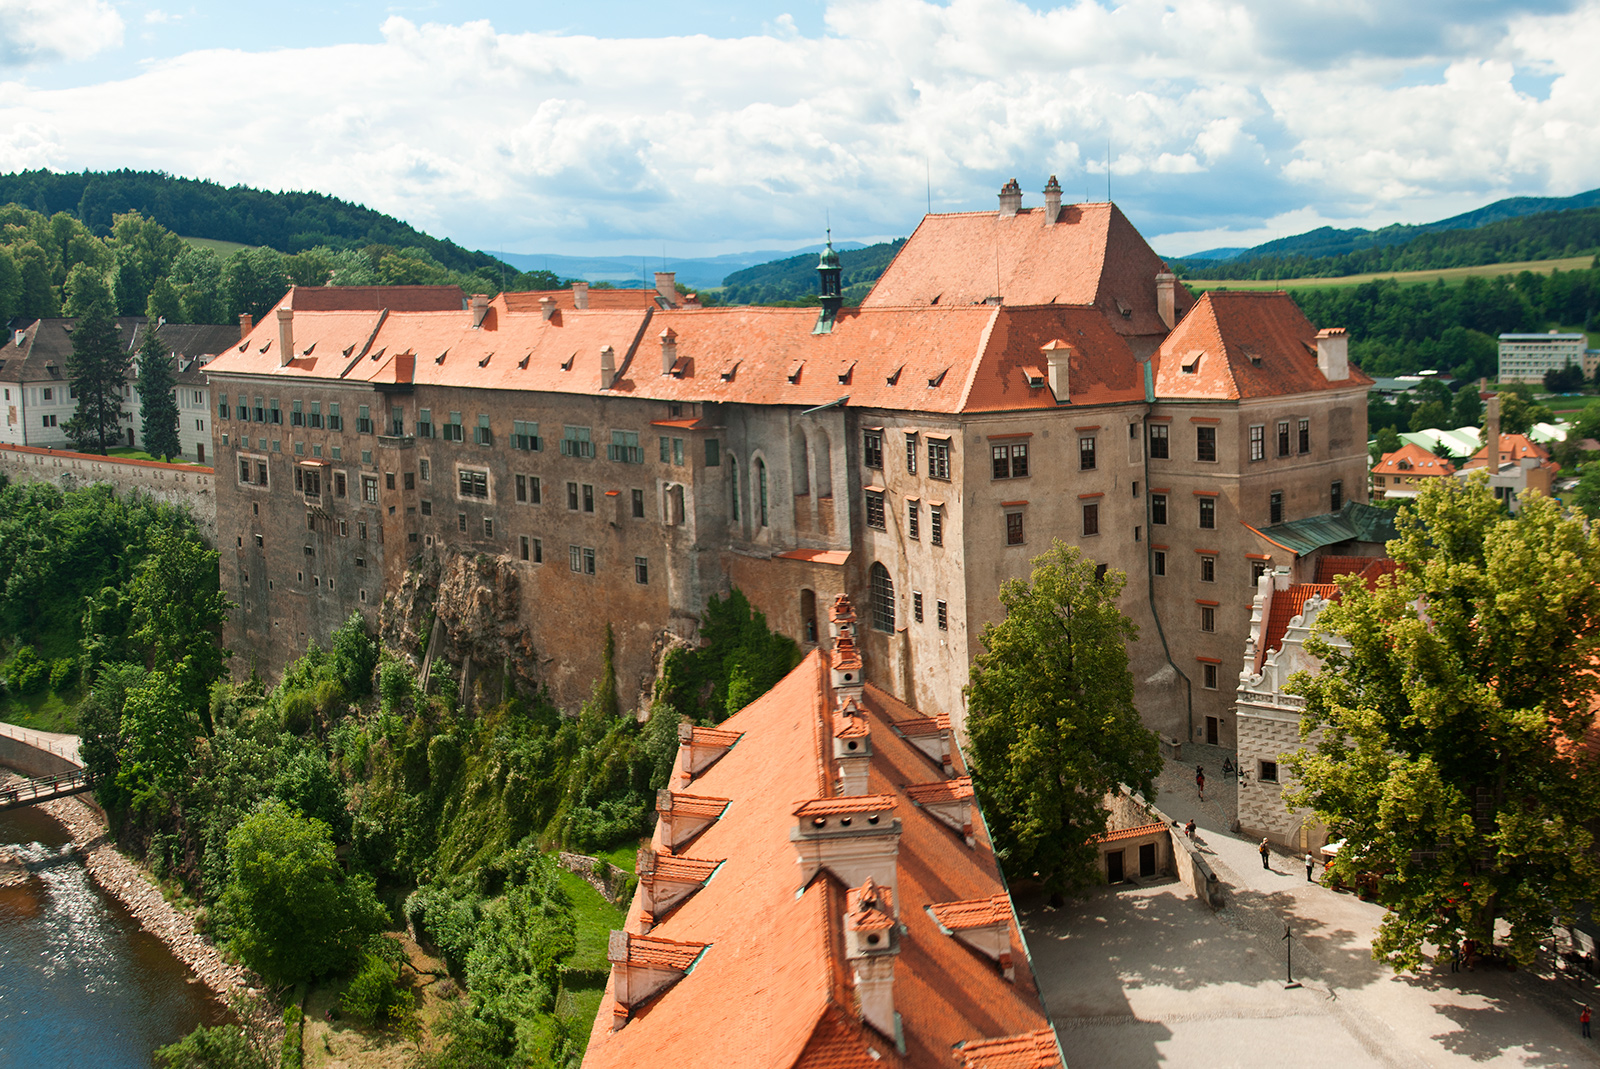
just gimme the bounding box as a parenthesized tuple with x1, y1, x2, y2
(0, 0, 1597, 259)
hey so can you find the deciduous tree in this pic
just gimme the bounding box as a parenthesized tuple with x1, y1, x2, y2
(965, 541, 1162, 894)
(136, 324, 181, 460)
(128, 527, 229, 729)
(222, 799, 388, 987)
(1288, 476, 1600, 968)
(64, 301, 129, 454)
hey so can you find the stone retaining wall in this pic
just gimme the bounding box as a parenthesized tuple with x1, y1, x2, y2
(0, 443, 216, 543)
(1147, 798, 1223, 907)
(0, 730, 79, 778)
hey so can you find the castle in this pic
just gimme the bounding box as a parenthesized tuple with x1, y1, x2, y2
(203, 181, 1371, 746)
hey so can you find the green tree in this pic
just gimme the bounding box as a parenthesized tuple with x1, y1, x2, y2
(61, 261, 112, 317)
(116, 669, 198, 804)
(128, 526, 229, 728)
(965, 541, 1162, 894)
(1288, 476, 1600, 968)
(1372, 425, 1403, 463)
(1544, 363, 1586, 394)
(145, 275, 182, 323)
(1572, 464, 1600, 519)
(222, 800, 388, 986)
(1490, 390, 1554, 436)
(1451, 384, 1483, 428)
(330, 612, 378, 698)
(153, 1023, 271, 1069)
(63, 302, 128, 454)
(136, 324, 181, 460)
(1409, 399, 1449, 433)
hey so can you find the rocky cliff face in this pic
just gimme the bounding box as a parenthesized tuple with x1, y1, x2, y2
(382, 550, 540, 699)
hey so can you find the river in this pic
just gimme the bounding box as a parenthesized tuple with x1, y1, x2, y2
(0, 804, 228, 1068)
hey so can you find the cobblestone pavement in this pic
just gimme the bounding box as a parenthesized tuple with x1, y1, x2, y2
(1018, 750, 1600, 1068)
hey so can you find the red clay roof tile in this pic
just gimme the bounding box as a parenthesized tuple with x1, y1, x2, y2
(904, 777, 974, 805)
(928, 894, 1012, 931)
(1372, 442, 1455, 475)
(958, 1029, 1063, 1069)
(1261, 583, 1340, 657)
(1094, 821, 1169, 844)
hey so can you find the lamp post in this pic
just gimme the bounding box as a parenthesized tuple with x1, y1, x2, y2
(1284, 923, 1301, 989)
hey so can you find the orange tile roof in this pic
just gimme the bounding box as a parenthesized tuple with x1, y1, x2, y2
(287, 285, 465, 312)
(661, 793, 731, 819)
(646, 854, 722, 883)
(893, 715, 951, 738)
(793, 794, 899, 818)
(1372, 442, 1455, 476)
(904, 777, 974, 805)
(583, 650, 1056, 1069)
(959, 304, 1146, 411)
(686, 726, 742, 748)
(1314, 556, 1400, 587)
(1095, 821, 1168, 844)
(928, 894, 1012, 931)
(616, 933, 708, 970)
(862, 202, 1195, 342)
(1261, 583, 1340, 657)
(958, 1030, 1063, 1069)
(1463, 433, 1553, 468)
(845, 880, 896, 932)
(505, 287, 667, 311)
(775, 548, 852, 565)
(1154, 290, 1372, 400)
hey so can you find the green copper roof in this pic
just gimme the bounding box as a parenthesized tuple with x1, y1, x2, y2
(818, 229, 841, 270)
(1246, 501, 1399, 557)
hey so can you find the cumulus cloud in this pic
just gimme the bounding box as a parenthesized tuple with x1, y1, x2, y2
(0, 0, 123, 66)
(0, 0, 1594, 255)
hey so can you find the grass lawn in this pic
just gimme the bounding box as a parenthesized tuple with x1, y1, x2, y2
(105, 447, 208, 466)
(556, 868, 626, 973)
(1189, 254, 1595, 293)
(179, 235, 252, 257)
(595, 840, 640, 874)
(0, 689, 79, 733)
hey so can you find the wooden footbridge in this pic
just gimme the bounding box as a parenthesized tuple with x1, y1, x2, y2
(0, 768, 94, 811)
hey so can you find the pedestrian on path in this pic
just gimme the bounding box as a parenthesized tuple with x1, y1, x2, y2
(1196, 767, 1206, 802)
(1305, 853, 1315, 881)
(1185, 819, 1196, 842)
(1450, 945, 1460, 973)
(1260, 839, 1271, 870)
(1581, 1004, 1591, 1039)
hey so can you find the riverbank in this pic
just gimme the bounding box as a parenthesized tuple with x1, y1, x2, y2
(0, 769, 281, 1045)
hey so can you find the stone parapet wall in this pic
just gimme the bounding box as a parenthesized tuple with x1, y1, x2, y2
(0, 444, 216, 543)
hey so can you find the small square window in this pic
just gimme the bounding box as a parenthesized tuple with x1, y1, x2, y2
(567, 482, 579, 510)
(583, 484, 595, 512)
(1330, 480, 1343, 511)
(1252, 559, 1268, 584)
(930, 506, 943, 547)
(1259, 761, 1279, 783)
(421, 499, 432, 516)
(1249, 425, 1264, 462)
(531, 537, 543, 563)
(863, 430, 883, 469)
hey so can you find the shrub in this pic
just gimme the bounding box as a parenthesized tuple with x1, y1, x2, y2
(378, 660, 413, 714)
(340, 949, 416, 1031)
(280, 690, 315, 735)
(153, 1023, 270, 1069)
(6, 646, 48, 695)
(48, 657, 75, 692)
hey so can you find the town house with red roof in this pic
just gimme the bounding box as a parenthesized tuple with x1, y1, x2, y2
(203, 180, 1371, 749)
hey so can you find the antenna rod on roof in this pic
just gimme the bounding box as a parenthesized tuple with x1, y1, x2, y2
(1107, 134, 1112, 203)
(926, 157, 931, 216)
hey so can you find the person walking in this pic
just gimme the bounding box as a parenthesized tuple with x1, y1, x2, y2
(1581, 1004, 1591, 1039)
(1305, 853, 1315, 881)
(1260, 838, 1271, 870)
(1196, 767, 1206, 802)
(1185, 819, 1196, 842)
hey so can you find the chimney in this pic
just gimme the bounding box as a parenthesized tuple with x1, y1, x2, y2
(1315, 327, 1349, 382)
(655, 271, 678, 307)
(1042, 339, 1073, 403)
(998, 178, 1022, 218)
(238, 313, 253, 342)
(1043, 175, 1062, 222)
(833, 697, 872, 796)
(660, 327, 678, 375)
(572, 281, 590, 310)
(793, 793, 900, 906)
(830, 594, 865, 701)
(1156, 272, 1177, 330)
(843, 878, 900, 1041)
(539, 296, 556, 321)
(470, 293, 489, 328)
(599, 344, 616, 389)
(276, 307, 294, 367)
(1486, 393, 1501, 465)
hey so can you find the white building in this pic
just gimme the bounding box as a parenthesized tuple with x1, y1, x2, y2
(1498, 332, 1588, 384)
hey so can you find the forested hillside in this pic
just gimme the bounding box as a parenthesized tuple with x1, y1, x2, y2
(1179, 206, 1600, 281)
(0, 202, 559, 328)
(0, 170, 509, 275)
(719, 238, 904, 305)
(1285, 261, 1600, 380)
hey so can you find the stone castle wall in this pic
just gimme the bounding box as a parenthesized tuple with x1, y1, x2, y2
(0, 444, 216, 544)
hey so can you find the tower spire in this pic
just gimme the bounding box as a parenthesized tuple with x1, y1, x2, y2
(814, 228, 843, 335)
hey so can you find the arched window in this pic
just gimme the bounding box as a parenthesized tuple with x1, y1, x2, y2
(869, 563, 895, 632)
(800, 588, 818, 643)
(730, 456, 740, 521)
(757, 458, 769, 527)
(813, 431, 833, 498)
(792, 430, 810, 495)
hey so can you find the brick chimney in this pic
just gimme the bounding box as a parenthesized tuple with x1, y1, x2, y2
(1315, 327, 1349, 382)
(998, 178, 1023, 218)
(660, 327, 678, 375)
(1486, 393, 1501, 466)
(843, 878, 900, 1042)
(572, 281, 590, 310)
(830, 595, 865, 701)
(791, 794, 901, 905)
(600, 344, 616, 389)
(238, 312, 253, 343)
(1156, 273, 1177, 330)
(1042, 339, 1073, 403)
(470, 293, 489, 328)
(655, 271, 678, 307)
(539, 296, 556, 321)
(1042, 175, 1062, 223)
(276, 307, 294, 367)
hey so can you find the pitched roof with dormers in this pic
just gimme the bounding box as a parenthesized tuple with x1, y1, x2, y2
(2, 316, 242, 387)
(582, 649, 1057, 1069)
(1463, 433, 1553, 469)
(1154, 290, 1372, 401)
(1372, 442, 1455, 477)
(504, 288, 674, 312)
(861, 202, 1194, 340)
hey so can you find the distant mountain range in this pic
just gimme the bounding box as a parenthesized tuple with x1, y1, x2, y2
(498, 244, 865, 291)
(1169, 188, 1600, 274)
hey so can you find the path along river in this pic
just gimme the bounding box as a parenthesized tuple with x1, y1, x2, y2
(0, 803, 227, 1067)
